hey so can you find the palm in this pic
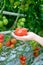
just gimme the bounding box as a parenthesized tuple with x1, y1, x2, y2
(12, 32, 34, 41)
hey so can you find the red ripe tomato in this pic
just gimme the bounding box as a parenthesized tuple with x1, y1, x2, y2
(20, 55, 26, 61)
(0, 34, 4, 39)
(15, 28, 28, 36)
(22, 56, 26, 61)
(20, 60, 26, 64)
(6, 41, 11, 46)
(33, 52, 39, 57)
(20, 55, 23, 60)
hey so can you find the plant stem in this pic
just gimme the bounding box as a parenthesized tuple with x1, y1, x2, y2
(0, 0, 6, 14)
(14, 9, 20, 29)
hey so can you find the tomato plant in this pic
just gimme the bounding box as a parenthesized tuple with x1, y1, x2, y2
(0, 0, 43, 65)
(0, 0, 43, 37)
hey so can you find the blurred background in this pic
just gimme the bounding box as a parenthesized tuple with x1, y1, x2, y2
(0, 0, 43, 36)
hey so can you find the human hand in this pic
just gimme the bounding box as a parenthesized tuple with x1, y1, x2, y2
(12, 32, 35, 41)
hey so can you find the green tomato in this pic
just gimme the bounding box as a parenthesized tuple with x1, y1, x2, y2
(18, 19, 22, 22)
(21, 18, 26, 22)
(3, 19, 8, 25)
(3, 16, 6, 19)
(17, 25, 21, 28)
(20, 22, 24, 25)
(14, 1, 20, 6)
(14, 1, 20, 9)
(17, 22, 24, 28)
(18, 18, 26, 23)
(0, 21, 3, 27)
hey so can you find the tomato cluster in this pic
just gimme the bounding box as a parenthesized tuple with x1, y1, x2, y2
(15, 28, 28, 36)
(0, 16, 8, 31)
(6, 38, 17, 48)
(33, 47, 40, 57)
(19, 55, 26, 64)
(0, 34, 17, 49)
(17, 18, 26, 28)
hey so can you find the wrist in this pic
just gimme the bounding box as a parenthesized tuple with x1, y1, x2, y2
(33, 33, 43, 46)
